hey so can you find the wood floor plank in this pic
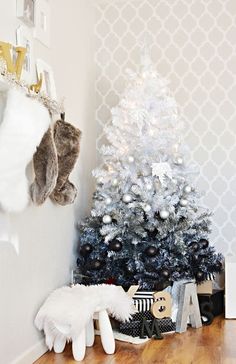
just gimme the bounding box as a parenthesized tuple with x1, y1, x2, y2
(34, 316, 236, 364)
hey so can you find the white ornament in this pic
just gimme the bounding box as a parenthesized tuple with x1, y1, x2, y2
(144, 204, 151, 212)
(172, 178, 177, 184)
(112, 178, 118, 186)
(102, 215, 112, 224)
(159, 209, 170, 219)
(146, 183, 152, 191)
(175, 157, 183, 165)
(152, 162, 172, 185)
(105, 197, 112, 205)
(180, 199, 188, 207)
(128, 156, 134, 163)
(184, 185, 192, 194)
(123, 194, 132, 203)
(97, 177, 103, 184)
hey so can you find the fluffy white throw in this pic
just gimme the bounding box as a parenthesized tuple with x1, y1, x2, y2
(0, 89, 51, 212)
(35, 284, 135, 349)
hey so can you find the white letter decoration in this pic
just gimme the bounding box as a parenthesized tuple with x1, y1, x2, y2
(176, 282, 202, 333)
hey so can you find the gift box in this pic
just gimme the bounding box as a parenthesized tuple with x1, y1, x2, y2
(198, 289, 224, 317)
(118, 311, 176, 338)
(133, 291, 155, 312)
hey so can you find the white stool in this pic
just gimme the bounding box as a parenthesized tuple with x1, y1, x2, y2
(35, 284, 134, 362)
(68, 310, 115, 361)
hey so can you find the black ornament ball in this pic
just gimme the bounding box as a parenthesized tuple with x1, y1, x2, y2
(145, 246, 158, 257)
(161, 269, 170, 278)
(199, 239, 209, 249)
(89, 259, 103, 270)
(109, 240, 123, 252)
(196, 271, 204, 280)
(190, 241, 199, 251)
(80, 243, 93, 257)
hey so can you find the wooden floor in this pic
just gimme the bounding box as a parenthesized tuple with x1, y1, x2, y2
(35, 316, 236, 364)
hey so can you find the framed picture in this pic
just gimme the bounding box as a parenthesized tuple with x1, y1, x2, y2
(16, 0, 35, 27)
(36, 59, 56, 99)
(34, 0, 50, 47)
(16, 25, 33, 83)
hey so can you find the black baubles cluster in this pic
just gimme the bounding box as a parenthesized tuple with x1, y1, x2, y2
(190, 238, 209, 252)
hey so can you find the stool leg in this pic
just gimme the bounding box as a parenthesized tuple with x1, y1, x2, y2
(86, 317, 95, 347)
(72, 328, 86, 361)
(98, 310, 115, 355)
(54, 335, 66, 353)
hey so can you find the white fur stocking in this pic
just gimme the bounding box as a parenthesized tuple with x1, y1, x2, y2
(0, 89, 51, 213)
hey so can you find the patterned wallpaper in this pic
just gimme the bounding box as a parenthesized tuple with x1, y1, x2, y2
(94, 0, 236, 255)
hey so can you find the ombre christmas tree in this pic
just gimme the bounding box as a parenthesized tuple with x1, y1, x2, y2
(77, 50, 222, 290)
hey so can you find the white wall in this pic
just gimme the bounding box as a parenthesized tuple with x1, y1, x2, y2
(0, 1, 96, 363)
(94, 0, 236, 255)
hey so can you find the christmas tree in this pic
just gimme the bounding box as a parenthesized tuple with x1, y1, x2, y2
(77, 50, 222, 290)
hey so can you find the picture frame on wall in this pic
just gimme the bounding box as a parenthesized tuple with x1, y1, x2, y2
(34, 0, 50, 47)
(36, 59, 56, 99)
(16, 25, 33, 83)
(16, 0, 35, 27)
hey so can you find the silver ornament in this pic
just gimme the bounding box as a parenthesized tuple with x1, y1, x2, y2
(144, 204, 151, 212)
(159, 209, 170, 219)
(112, 178, 118, 186)
(180, 199, 188, 207)
(123, 194, 132, 203)
(128, 156, 134, 163)
(175, 157, 183, 165)
(102, 215, 112, 224)
(184, 185, 192, 194)
(105, 197, 112, 205)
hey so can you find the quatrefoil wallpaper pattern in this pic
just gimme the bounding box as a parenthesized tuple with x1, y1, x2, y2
(94, 0, 236, 255)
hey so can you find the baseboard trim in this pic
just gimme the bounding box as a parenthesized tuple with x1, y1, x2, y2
(11, 339, 48, 364)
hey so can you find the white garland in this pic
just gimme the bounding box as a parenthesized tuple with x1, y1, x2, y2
(0, 57, 64, 115)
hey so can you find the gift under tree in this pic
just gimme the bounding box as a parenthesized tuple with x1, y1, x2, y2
(77, 49, 222, 290)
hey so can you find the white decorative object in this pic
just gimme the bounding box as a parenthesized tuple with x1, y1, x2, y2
(225, 256, 236, 318)
(159, 209, 169, 219)
(143, 204, 151, 212)
(175, 157, 183, 166)
(36, 59, 56, 99)
(16, 25, 33, 83)
(176, 282, 202, 333)
(184, 185, 192, 194)
(122, 194, 132, 203)
(105, 197, 112, 205)
(34, 0, 50, 47)
(152, 162, 172, 185)
(0, 89, 51, 212)
(180, 199, 188, 207)
(112, 178, 118, 186)
(35, 284, 135, 361)
(16, 0, 35, 27)
(128, 156, 134, 163)
(103, 215, 112, 224)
